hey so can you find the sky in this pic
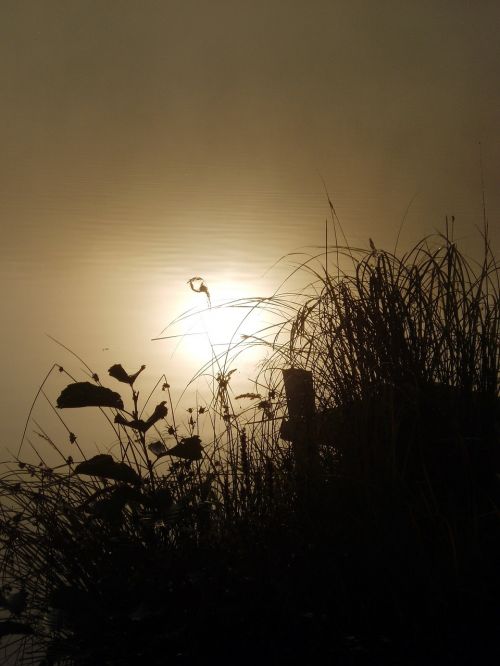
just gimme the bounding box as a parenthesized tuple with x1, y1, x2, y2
(1, 0, 500, 458)
(3, 1, 500, 224)
(3, 2, 500, 242)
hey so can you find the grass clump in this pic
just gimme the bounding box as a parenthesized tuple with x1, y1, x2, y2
(1, 227, 500, 665)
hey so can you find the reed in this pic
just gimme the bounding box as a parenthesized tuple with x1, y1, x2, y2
(1, 225, 499, 664)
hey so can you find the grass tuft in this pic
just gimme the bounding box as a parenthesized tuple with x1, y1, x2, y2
(1, 226, 500, 664)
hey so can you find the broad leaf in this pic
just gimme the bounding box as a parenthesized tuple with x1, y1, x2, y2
(114, 401, 168, 432)
(57, 382, 124, 409)
(147, 401, 168, 424)
(148, 441, 168, 457)
(90, 485, 146, 523)
(83, 484, 146, 509)
(108, 363, 130, 383)
(167, 435, 203, 460)
(114, 413, 148, 431)
(83, 485, 154, 526)
(74, 454, 140, 485)
(108, 363, 146, 386)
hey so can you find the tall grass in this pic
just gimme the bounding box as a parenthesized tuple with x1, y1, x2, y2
(255, 229, 500, 488)
(1, 226, 499, 664)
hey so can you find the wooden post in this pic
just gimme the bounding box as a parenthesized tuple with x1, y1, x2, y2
(282, 368, 319, 479)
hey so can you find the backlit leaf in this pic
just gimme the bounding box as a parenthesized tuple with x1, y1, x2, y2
(147, 401, 168, 424)
(187, 276, 211, 306)
(114, 401, 168, 432)
(108, 363, 146, 385)
(57, 382, 124, 409)
(167, 435, 203, 460)
(114, 414, 147, 431)
(74, 454, 140, 485)
(148, 441, 168, 457)
(108, 363, 130, 383)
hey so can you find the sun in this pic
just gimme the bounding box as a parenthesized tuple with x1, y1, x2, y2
(167, 275, 270, 370)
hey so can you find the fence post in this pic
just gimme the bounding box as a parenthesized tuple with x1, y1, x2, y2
(282, 368, 319, 480)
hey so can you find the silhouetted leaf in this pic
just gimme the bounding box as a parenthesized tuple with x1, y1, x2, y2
(167, 435, 203, 460)
(0, 621, 33, 637)
(82, 485, 151, 518)
(114, 401, 168, 432)
(148, 401, 168, 423)
(108, 363, 146, 385)
(114, 413, 147, 431)
(74, 454, 140, 485)
(57, 382, 124, 409)
(148, 441, 168, 457)
(88, 487, 145, 524)
(187, 276, 211, 306)
(108, 363, 130, 383)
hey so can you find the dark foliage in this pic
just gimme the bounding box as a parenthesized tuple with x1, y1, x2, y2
(57, 382, 124, 410)
(2, 230, 500, 665)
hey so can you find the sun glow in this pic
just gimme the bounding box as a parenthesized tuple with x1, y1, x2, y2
(157, 275, 273, 381)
